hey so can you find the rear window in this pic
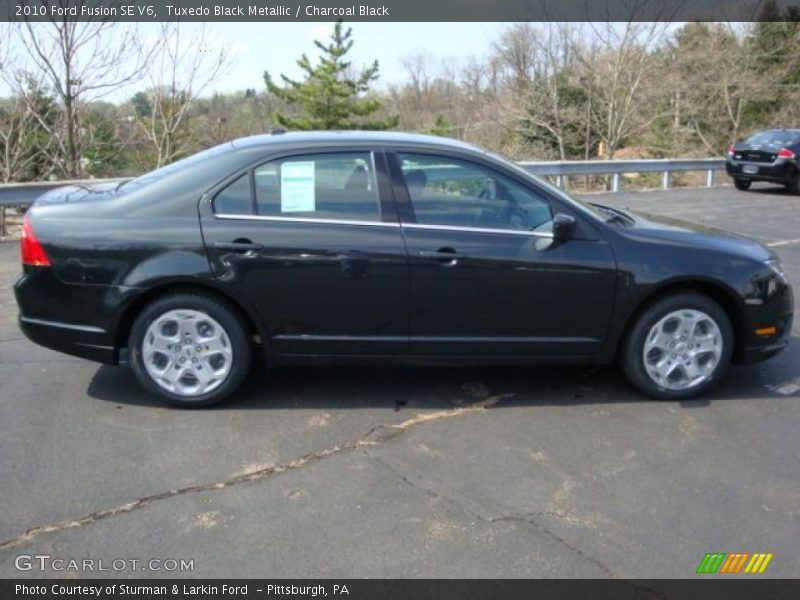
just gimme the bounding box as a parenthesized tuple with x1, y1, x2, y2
(744, 131, 799, 148)
(253, 152, 381, 222)
(119, 143, 232, 193)
(213, 174, 251, 215)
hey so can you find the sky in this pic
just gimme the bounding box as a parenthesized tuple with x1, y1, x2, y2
(187, 21, 508, 94)
(2, 22, 510, 102)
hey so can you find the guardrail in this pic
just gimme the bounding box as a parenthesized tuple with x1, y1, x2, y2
(0, 159, 727, 237)
(0, 179, 125, 237)
(519, 158, 726, 192)
(0, 178, 125, 207)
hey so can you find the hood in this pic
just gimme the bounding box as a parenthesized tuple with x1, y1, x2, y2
(34, 180, 127, 206)
(618, 207, 774, 263)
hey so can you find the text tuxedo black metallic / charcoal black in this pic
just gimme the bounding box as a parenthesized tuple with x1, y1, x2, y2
(14, 132, 794, 406)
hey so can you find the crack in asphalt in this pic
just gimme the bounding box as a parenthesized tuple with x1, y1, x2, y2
(0, 393, 510, 551)
(369, 452, 619, 579)
(489, 515, 617, 578)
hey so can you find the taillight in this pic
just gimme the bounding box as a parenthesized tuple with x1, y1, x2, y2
(777, 147, 795, 159)
(728, 144, 736, 156)
(20, 214, 50, 267)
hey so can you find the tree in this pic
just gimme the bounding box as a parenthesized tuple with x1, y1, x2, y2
(495, 23, 587, 161)
(133, 23, 233, 167)
(427, 115, 453, 136)
(264, 21, 398, 130)
(575, 22, 669, 159)
(664, 21, 800, 155)
(5, 14, 156, 177)
(0, 79, 57, 182)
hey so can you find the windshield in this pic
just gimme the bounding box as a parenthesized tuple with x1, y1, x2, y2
(117, 142, 233, 192)
(743, 131, 798, 148)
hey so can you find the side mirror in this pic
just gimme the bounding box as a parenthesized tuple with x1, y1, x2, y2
(552, 213, 577, 246)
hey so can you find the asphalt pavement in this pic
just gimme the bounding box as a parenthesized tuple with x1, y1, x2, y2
(0, 182, 798, 578)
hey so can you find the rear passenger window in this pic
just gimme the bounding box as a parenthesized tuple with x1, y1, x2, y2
(213, 174, 251, 215)
(254, 153, 381, 222)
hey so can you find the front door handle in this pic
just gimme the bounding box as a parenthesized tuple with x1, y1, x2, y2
(419, 248, 467, 265)
(214, 241, 265, 253)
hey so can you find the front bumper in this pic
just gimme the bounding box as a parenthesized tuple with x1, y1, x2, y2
(734, 284, 794, 365)
(725, 159, 797, 184)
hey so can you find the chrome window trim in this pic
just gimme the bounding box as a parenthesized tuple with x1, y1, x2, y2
(402, 222, 554, 239)
(214, 213, 399, 228)
(213, 213, 555, 238)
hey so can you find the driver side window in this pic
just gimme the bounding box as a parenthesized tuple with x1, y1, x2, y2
(397, 153, 552, 232)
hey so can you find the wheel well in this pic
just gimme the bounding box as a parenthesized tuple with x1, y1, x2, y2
(616, 281, 744, 361)
(114, 283, 263, 349)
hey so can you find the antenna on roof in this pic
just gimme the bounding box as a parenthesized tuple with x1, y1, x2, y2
(271, 126, 287, 135)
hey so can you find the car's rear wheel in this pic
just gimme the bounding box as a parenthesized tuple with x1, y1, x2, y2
(621, 293, 733, 400)
(129, 293, 252, 407)
(733, 178, 751, 191)
(785, 174, 800, 195)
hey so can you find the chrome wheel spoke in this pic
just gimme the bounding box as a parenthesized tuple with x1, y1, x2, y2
(642, 308, 722, 391)
(142, 309, 233, 398)
(202, 334, 232, 356)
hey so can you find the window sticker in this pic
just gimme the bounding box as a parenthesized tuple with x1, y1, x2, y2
(280, 161, 315, 212)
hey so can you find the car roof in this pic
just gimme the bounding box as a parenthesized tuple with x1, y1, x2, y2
(229, 130, 481, 152)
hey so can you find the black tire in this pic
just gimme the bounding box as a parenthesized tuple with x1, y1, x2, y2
(733, 178, 751, 191)
(785, 174, 800, 195)
(129, 293, 252, 407)
(620, 292, 733, 400)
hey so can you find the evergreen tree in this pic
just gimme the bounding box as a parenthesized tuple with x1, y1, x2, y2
(428, 115, 453, 137)
(264, 21, 398, 130)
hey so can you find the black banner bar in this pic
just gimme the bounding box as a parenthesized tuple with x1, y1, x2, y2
(2, 0, 800, 22)
(4, 580, 800, 600)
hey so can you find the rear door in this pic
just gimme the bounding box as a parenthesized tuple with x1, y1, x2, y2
(200, 149, 409, 355)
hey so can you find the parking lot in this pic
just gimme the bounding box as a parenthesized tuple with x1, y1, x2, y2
(0, 183, 798, 578)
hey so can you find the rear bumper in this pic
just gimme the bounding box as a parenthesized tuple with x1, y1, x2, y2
(14, 266, 141, 365)
(18, 315, 117, 363)
(725, 159, 797, 184)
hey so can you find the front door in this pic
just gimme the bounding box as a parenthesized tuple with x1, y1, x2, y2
(389, 151, 617, 357)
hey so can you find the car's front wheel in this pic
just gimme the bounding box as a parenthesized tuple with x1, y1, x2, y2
(621, 293, 733, 400)
(733, 178, 751, 191)
(129, 293, 252, 407)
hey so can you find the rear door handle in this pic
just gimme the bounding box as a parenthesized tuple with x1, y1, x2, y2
(213, 241, 265, 253)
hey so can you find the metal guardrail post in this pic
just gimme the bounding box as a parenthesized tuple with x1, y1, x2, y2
(661, 171, 670, 190)
(0, 206, 5, 238)
(706, 169, 714, 187)
(611, 173, 620, 192)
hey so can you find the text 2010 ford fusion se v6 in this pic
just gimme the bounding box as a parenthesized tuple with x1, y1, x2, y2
(14, 132, 793, 406)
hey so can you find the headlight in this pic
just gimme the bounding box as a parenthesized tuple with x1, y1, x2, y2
(747, 260, 788, 304)
(767, 259, 789, 285)
(758, 259, 789, 300)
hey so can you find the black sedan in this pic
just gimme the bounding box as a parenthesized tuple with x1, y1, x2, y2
(15, 132, 794, 406)
(726, 128, 800, 192)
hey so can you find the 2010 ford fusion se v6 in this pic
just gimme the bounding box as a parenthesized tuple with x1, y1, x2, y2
(14, 132, 794, 406)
